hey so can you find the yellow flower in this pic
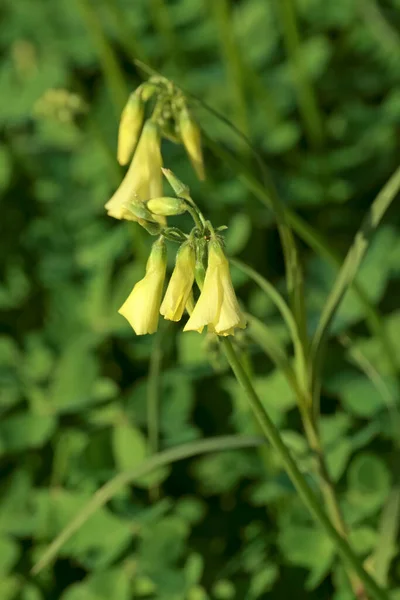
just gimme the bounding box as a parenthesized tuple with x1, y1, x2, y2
(179, 108, 205, 181)
(160, 242, 196, 321)
(105, 121, 164, 221)
(184, 241, 246, 336)
(118, 237, 167, 335)
(117, 92, 144, 166)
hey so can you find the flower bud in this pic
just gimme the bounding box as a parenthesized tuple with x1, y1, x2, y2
(137, 218, 163, 235)
(147, 197, 187, 216)
(124, 201, 156, 222)
(179, 108, 205, 180)
(117, 92, 144, 166)
(161, 168, 190, 200)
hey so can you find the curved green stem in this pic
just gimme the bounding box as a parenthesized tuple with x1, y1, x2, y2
(32, 434, 264, 575)
(221, 337, 389, 600)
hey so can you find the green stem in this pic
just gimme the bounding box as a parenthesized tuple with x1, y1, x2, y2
(207, 0, 249, 138)
(276, 0, 325, 149)
(149, 0, 181, 67)
(32, 434, 264, 575)
(76, 0, 128, 114)
(147, 333, 163, 456)
(221, 337, 389, 600)
(186, 204, 204, 232)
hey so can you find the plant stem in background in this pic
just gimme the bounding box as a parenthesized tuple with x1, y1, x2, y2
(103, 0, 149, 63)
(206, 0, 249, 138)
(32, 435, 264, 575)
(311, 165, 400, 414)
(149, 0, 181, 67)
(76, 0, 128, 114)
(276, 0, 325, 150)
(147, 331, 163, 457)
(147, 329, 164, 501)
(222, 337, 389, 600)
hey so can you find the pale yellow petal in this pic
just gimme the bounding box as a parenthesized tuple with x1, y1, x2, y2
(183, 265, 221, 332)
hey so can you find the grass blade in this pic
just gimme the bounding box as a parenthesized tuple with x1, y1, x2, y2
(311, 165, 400, 396)
(232, 258, 308, 392)
(371, 486, 400, 587)
(32, 435, 264, 575)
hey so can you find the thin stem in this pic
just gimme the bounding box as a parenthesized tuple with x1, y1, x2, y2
(147, 333, 163, 456)
(76, 0, 128, 115)
(185, 204, 204, 232)
(207, 0, 249, 138)
(221, 337, 389, 600)
(147, 330, 164, 501)
(32, 435, 264, 575)
(276, 0, 325, 149)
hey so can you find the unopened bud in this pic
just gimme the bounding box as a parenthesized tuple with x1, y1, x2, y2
(137, 218, 163, 235)
(124, 201, 156, 222)
(147, 197, 187, 216)
(117, 92, 144, 166)
(179, 108, 205, 180)
(161, 168, 190, 200)
(138, 82, 157, 102)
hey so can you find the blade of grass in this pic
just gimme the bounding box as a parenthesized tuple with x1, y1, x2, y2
(32, 435, 264, 575)
(76, 0, 128, 114)
(233, 258, 308, 392)
(311, 165, 400, 404)
(205, 0, 249, 138)
(371, 486, 400, 587)
(246, 313, 305, 402)
(339, 333, 400, 442)
(275, 0, 325, 150)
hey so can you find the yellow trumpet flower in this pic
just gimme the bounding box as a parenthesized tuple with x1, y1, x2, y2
(160, 242, 196, 322)
(118, 237, 167, 335)
(184, 241, 246, 336)
(105, 121, 164, 221)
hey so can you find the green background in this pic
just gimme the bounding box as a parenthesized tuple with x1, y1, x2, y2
(1, 0, 400, 598)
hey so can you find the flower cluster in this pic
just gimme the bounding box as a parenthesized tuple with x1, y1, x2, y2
(105, 77, 245, 337)
(119, 228, 246, 337)
(105, 77, 205, 222)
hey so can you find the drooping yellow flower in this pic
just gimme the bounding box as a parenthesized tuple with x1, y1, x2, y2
(105, 121, 164, 221)
(160, 242, 196, 322)
(179, 108, 205, 181)
(118, 237, 167, 335)
(184, 241, 246, 336)
(117, 92, 144, 166)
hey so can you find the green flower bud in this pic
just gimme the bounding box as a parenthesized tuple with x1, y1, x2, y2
(161, 168, 190, 200)
(124, 202, 157, 222)
(147, 197, 187, 216)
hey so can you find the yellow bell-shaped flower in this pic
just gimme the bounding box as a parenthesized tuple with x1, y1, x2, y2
(118, 237, 167, 335)
(160, 242, 196, 322)
(105, 120, 164, 221)
(184, 241, 246, 336)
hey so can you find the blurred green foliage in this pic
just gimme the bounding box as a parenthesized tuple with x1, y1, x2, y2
(1, 0, 400, 598)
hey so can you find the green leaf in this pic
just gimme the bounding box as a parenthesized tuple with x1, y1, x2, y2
(112, 421, 148, 471)
(347, 454, 391, 514)
(0, 412, 56, 456)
